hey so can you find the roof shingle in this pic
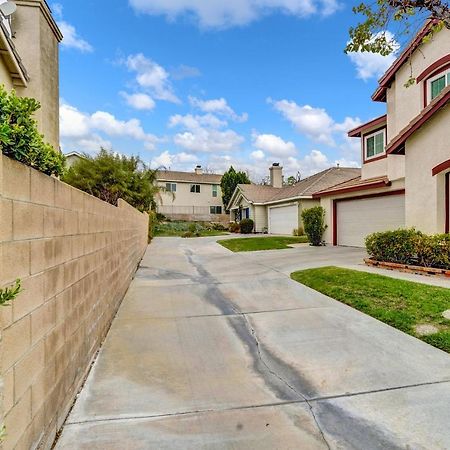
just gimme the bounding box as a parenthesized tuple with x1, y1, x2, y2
(156, 170, 222, 184)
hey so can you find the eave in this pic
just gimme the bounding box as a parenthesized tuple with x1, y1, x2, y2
(348, 115, 387, 138)
(313, 177, 391, 198)
(0, 22, 28, 87)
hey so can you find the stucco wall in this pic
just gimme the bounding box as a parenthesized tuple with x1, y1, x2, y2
(405, 105, 450, 233)
(13, 0, 61, 150)
(387, 28, 450, 141)
(0, 58, 13, 90)
(0, 155, 148, 450)
(253, 205, 268, 232)
(158, 181, 223, 210)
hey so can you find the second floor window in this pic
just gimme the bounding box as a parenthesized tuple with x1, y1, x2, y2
(212, 185, 218, 197)
(429, 69, 450, 101)
(165, 183, 176, 192)
(190, 184, 201, 193)
(365, 129, 385, 159)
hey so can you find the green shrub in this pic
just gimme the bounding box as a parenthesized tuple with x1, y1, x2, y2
(240, 219, 254, 234)
(188, 223, 198, 233)
(148, 211, 156, 243)
(416, 234, 450, 269)
(229, 222, 240, 233)
(0, 279, 21, 307)
(156, 212, 167, 221)
(182, 231, 194, 238)
(0, 86, 65, 176)
(293, 227, 304, 236)
(301, 206, 326, 246)
(365, 229, 422, 264)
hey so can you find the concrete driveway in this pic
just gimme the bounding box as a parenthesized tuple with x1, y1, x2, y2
(56, 237, 450, 449)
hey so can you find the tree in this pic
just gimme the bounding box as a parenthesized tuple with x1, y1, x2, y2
(0, 86, 65, 176)
(346, 1, 449, 83)
(221, 166, 251, 210)
(301, 206, 327, 246)
(62, 148, 160, 212)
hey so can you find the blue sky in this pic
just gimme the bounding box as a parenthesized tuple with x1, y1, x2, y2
(55, 0, 399, 180)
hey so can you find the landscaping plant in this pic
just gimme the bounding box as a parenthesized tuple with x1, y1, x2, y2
(0, 279, 22, 307)
(229, 222, 240, 233)
(220, 166, 251, 210)
(62, 148, 160, 212)
(301, 206, 326, 246)
(239, 218, 254, 234)
(0, 86, 65, 176)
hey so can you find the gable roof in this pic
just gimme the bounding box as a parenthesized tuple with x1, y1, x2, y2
(387, 85, 450, 154)
(348, 115, 387, 138)
(156, 170, 222, 184)
(313, 175, 391, 197)
(229, 167, 361, 208)
(372, 20, 439, 102)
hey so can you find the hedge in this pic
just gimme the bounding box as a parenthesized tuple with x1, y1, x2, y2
(301, 206, 326, 246)
(365, 229, 450, 270)
(240, 218, 254, 234)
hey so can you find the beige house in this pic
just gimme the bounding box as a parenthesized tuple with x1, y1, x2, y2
(315, 22, 450, 247)
(228, 163, 360, 234)
(0, 0, 62, 149)
(156, 166, 227, 221)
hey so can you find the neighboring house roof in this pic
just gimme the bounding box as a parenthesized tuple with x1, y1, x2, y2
(387, 86, 450, 154)
(229, 167, 361, 208)
(372, 20, 438, 102)
(313, 175, 391, 198)
(348, 115, 387, 138)
(65, 151, 85, 158)
(0, 19, 28, 87)
(156, 170, 222, 184)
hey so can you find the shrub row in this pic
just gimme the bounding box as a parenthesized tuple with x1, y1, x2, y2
(365, 229, 450, 269)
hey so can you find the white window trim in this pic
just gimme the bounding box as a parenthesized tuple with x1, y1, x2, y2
(364, 128, 386, 161)
(427, 68, 450, 104)
(165, 182, 176, 192)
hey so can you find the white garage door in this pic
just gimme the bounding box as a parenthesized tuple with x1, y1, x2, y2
(269, 204, 298, 235)
(337, 194, 405, 247)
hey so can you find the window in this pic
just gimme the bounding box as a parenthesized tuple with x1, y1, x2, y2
(210, 206, 222, 214)
(190, 184, 201, 193)
(165, 183, 176, 192)
(364, 129, 385, 160)
(427, 68, 450, 103)
(212, 185, 219, 197)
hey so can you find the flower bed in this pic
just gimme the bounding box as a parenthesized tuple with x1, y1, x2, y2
(364, 258, 450, 278)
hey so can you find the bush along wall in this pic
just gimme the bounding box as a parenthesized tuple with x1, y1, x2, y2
(301, 206, 326, 246)
(0, 86, 65, 176)
(365, 229, 450, 270)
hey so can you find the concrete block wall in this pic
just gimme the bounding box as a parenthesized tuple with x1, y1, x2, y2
(0, 154, 149, 449)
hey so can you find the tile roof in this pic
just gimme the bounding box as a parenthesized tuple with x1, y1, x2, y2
(235, 167, 361, 205)
(313, 175, 391, 197)
(387, 86, 450, 154)
(156, 170, 222, 184)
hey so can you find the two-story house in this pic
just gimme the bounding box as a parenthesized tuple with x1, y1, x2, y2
(0, 0, 62, 150)
(156, 166, 227, 222)
(314, 21, 450, 247)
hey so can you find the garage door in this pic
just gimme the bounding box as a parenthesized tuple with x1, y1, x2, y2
(269, 204, 298, 235)
(336, 194, 405, 247)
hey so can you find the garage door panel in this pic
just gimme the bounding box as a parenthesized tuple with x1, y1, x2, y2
(337, 195, 405, 247)
(269, 205, 297, 235)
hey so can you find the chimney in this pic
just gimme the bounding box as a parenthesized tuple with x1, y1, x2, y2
(269, 163, 283, 188)
(195, 165, 203, 175)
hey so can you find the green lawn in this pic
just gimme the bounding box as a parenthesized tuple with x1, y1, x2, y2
(291, 266, 450, 353)
(219, 236, 309, 252)
(154, 221, 229, 237)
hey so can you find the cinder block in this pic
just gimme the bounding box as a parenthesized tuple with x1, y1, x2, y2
(1, 198, 13, 242)
(44, 323, 65, 363)
(13, 274, 45, 321)
(71, 189, 84, 212)
(54, 181, 72, 210)
(71, 235, 84, 258)
(2, 156, 31, 201)
(44, 206, 64, 238)
(30, 169, 55, 206)
(54, 288, 71, 324)
(63, 210, 79, 236)
(53, 236, 72, 266)
(1, 240, 30, 285)
(44, 265, 64, 300)
(31, 299, 56, 345)
(3, 368, 14, 413)
(32, 360, 55, 417)
(14, 340, 45, 401)
(2, 315, 31, 372)
(13, 201, 44, 240)
(30, 238, 54, 275)
(3, 388, 32, 450)
(63, 259, 80, 288)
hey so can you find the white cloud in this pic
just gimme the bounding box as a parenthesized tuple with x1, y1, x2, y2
(129, 0, 340, 29)
(151, 150, 198, 169)
(125, 54, 180, 104)
(60, 102, 160, 153)
(347, 32, 400, 81)
(251, 150, 266, 160)
(170, 64, 201, 80)
(189, 96, 248, 122)
(120, 92, 156, 110)
(252, 133, 297, 157)
(169, 112, 244, 153)
(271, 99, 361, 151)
